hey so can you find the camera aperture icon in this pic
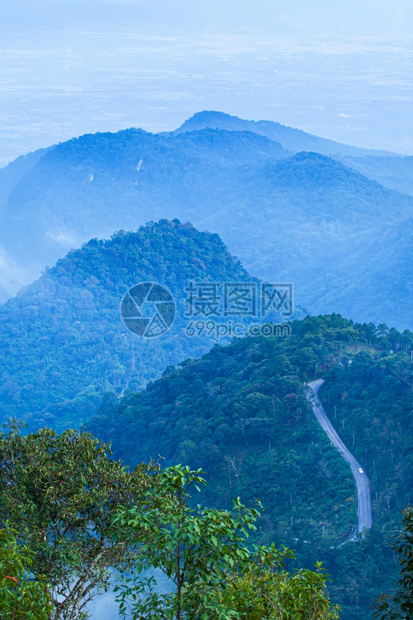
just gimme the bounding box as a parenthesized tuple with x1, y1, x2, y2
(121, 283, 175, 338)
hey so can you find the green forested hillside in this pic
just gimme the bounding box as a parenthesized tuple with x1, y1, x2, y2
(89, 315, 357, 546)
(0, 220, 262, 429)
(323, 337, 413, 529)
(89, 314, 413, 619)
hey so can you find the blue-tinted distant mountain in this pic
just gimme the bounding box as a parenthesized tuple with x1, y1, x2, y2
(0, 220, 262, 429)
(198, 151, 413, 329)
(298, 216, 413, 322)
(1, 120, 413, 329)
(338, 154, 413, 197)
(0, 127, 288, 295)
(176, 112, 413, 197)
(0, 147, 50, 212)
(174, 111, 394, 157)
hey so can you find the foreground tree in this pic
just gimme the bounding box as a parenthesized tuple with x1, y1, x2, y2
(0, 524, 53, 619)
(0, 422, 154, 620)
(374, 506, 413, 619)
(114, 465, 258, 619)
(205, 546, 340, 619)
(114, 465, 340, 620)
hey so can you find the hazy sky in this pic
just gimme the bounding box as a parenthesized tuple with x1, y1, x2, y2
(1, 0, 413, 165)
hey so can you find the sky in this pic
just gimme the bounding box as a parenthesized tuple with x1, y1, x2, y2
(0, 0, 413, 166)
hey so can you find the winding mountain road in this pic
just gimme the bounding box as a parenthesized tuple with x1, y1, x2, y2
(306, 379, 372, 541)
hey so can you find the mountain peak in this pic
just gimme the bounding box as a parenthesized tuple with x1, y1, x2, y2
(183, 110, 236, 125)
(0, 220, 253, 429)
(175, 110, 394, 158)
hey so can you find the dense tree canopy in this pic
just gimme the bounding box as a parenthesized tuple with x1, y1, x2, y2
(0, 220, 263, 431)
(374, 506, 413, 619)
(90, 313, 413, 619)
(114, 464, 340, 620)
(0, 423, 154, 619)
(0, 524, 53, 620)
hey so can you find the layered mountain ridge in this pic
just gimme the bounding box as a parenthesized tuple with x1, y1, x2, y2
(1, 112, 412, 329)
(0, 220, 263, 428)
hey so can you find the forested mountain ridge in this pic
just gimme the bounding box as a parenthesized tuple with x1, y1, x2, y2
(298, 215, 413, 322)
(176, 111, 413, 196)
(338, 153, 413, 197)
(174, 111, 394, 157)
(0, 220, 265, 429)
(89, 314, 413, 619)
(0, 127, 288, 267)
(1, 115, 413, 329)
